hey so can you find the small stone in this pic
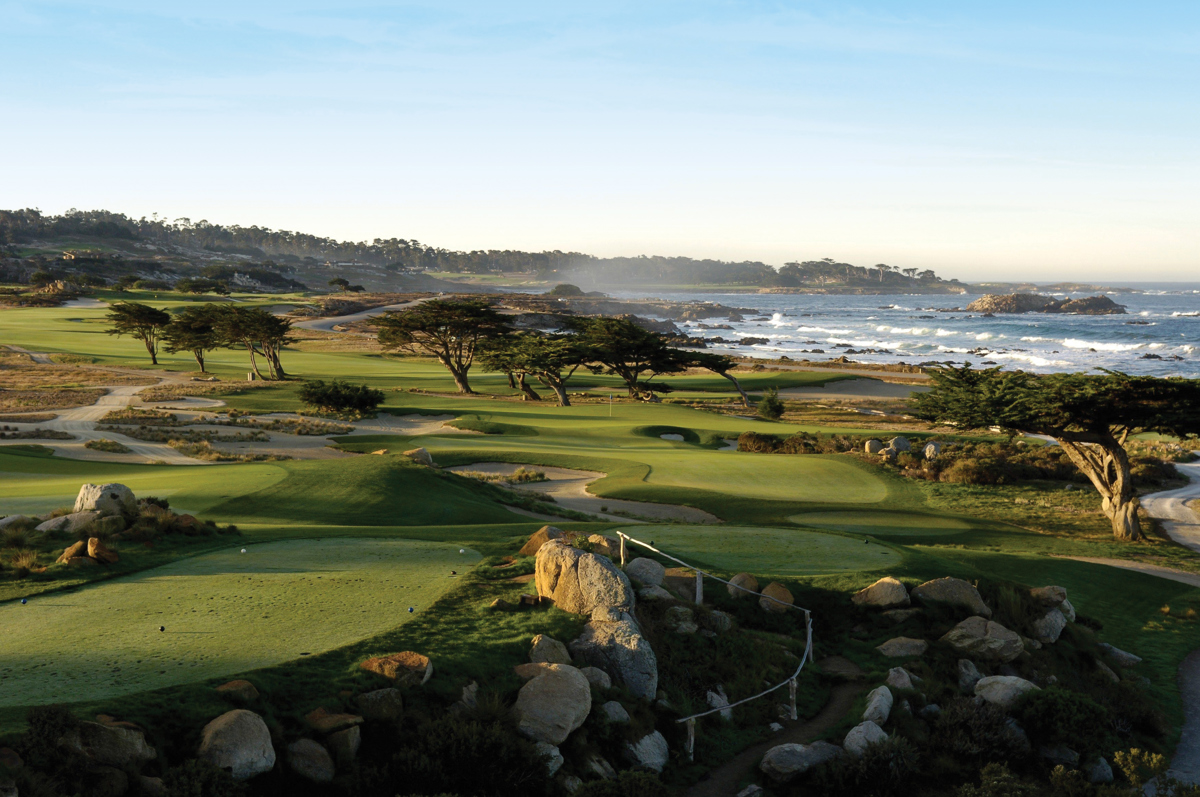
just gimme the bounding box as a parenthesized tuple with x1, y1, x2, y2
(703, 610, 734, 633)
(852, 577, 910, 609)
(138, 776, 166, 797)
(460, 681, 479, 709)
(215, 680, 259, 704)
(958, 659, 983, 693)
(359, 651, 433, 685)
(535, 741, 564, 776)
(881, 608, 922, 624)
(287, 739, 335, 783)
(601, 701, 630, 723)
(759, 740, 842, 783)
(624, 730, 669, 773)
(304, 707, 363, 735)
(1098, 642, 1142, 668)
(940, 616, 1024, 663)
(580, 666, 612, 689)
(519, 526, 564, 557)
(664, 605, 699, 634)
(625, 557, 666, 587)
(918, 703, 941, 719)
(759, 582, 794, 613)
(327, 726, 360, 768)
(403, 447, 434, 466)
(530, 634, 571, 664)
(1058, 598, 1077, 622)
(737, 786, 764, 797)
(515, 662, 559, 680)
(197, 710, 276, 781)
(583, 752, 617, 780)
(560, 774, 583, 793)
(974, 676, 1040, 710)
(885, 667, 917, 691)
(769, 722, 783, 732)
(355, 688, 403, 721)
(876, 637, 928, 658)
(638, 585, 674, 601)
(0, 748, 22, 770)
(1031, 609, 1067, 644)
(911, 577, 992, 617)
(862, 685, 893, 725)
(1084, 757, 1114, 784)
(706, 685, 733, 721)
(1039, 744, 1080, 767)
(1095, 659, 1120, 684)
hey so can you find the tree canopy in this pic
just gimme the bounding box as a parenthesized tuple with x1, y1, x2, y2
(912, 365, 1200, 540)
(161, 304, 223, 372)
(105, 302, 171, 364)
(477, 332, 589, 406)
(375, 299, 511, 394)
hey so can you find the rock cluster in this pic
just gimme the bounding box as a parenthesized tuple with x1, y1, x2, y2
(965, 293, 1126, 315)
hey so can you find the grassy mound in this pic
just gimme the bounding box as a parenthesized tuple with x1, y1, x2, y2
(0, 538, 479, 708)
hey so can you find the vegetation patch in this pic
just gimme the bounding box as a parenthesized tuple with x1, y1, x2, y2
(83, 438, 132, 453)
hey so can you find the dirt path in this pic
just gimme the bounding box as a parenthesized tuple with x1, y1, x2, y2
(445, 461, 722, 523)
(685, 657, 865, 797)
(291, 297, 431, 333)
(6, 344, 53, 364)
(1142, 461, 1200, 553)
(778, 377, 928, 401)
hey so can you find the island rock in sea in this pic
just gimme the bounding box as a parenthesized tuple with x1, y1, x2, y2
(965, 293, 1125, 315)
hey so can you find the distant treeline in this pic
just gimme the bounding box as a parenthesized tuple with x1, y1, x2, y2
(0, 208, 958, 288)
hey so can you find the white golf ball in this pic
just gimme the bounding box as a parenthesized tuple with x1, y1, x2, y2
(459, 548, 465, 554)
(241, 548, 247, 554)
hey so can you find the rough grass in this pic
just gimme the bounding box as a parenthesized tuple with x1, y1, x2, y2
(84, 438, 132, 454)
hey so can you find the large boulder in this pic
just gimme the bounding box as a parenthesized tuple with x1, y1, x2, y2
(759, 582, 793, 613)
(623, 731, 669, 773)
(664, 606, 698, 635)
(55, 540, 87, 564)
(886, 668, 919, 691)
(76, 721, 157, 768)
(327, 727, 360, 768)
(580, 667, 612, 689)
(940, 617, 1023, 663)
(197, 710, 276, 781)
(727, 572, 759, 598)
(624, 557, 665, 587)
(760, 741, 842, 783)
(287, 739, 335, 783)
(864, 439, 885, 455)
(852, 577, 910, 609)
(1031, 609, 1067, 644)
(38, 511, 99, 535)
(862, 685, 893, 725)
(889, 436, 911, 452)
(355, 688, 403, 721)
(1029, 586, 1067, 607)
(843, 721, 888, 757)
(74, 483, 137, 519)
(514, 664, 592, 745)
(876, 637, 928, 658)
(1098, 642, 1142, 668)
(360, 651, 433, 685)
(911, 577, 991, 617)
(530, 634, 572, 664)
(535, 742, 564, 776)
(535, 540, 635, 615)
(570, 615, 658, 700)
(519, 526, 563, 557)
(0, 514, 33, 530)
(922, 442, 942, 460)
(974, 676, 1040, 710)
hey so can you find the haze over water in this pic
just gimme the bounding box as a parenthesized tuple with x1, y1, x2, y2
(616, 286, 1200, 378)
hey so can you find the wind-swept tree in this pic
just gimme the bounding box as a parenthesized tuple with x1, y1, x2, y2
(685, 350, 752, 408)
(161, 303, 223, 372)
(478, 332, 588, 406)
(105, 302, 171, 364)
(328, 277, 350, 292)
(570, 317, 688, 400)
(375, 299, 510, 394)
(911, 365, 1200, 541)
(213, 306, 294, 380)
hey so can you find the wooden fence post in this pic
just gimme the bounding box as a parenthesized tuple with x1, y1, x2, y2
(619, 535, 627, 567)
(789, 677, 798, 721)
(686, 718, 696, 761)
(694, 568, 703, 605)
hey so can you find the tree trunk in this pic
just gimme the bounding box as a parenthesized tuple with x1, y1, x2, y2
(539, 375, 571, 406)
(516, 372, 541, 401)
(717, 371, 751, 408)
(194, 350, 206, 372)
(1057, 437, 1142, 541)
(245, 343, 268, 381)
(144, 336, 158, 365)
(506, 371, 517, 389)
(445, 363, 473, 393)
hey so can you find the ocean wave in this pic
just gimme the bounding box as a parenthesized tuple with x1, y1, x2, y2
(795, 325, 852, 335)
(936, 329, 956, 337)
(1172, 311, 1200, 317)
(1020, 336, 1053, 342)
(1062, 339, 1145, 352)
(875, 325, 933, 335)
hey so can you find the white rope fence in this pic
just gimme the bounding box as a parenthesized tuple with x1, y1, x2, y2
(615, 531, 815, 761)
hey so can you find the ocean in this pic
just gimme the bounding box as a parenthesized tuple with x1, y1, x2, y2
(613, 284, 1200, 378)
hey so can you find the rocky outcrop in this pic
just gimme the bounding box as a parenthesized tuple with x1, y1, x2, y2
(912, 577, 992, 617)
(519, 526, 564, 557)
(624, 731, 669, 773)
(570, 615, 658, 700)
(852, 577, 910, 609)
(72, 721, 157, 769)
(625, 557, 665, 587)
(727, 572, 759, 598)
(843, 721, 888, 757)
(359, 651, 433, 685)
(536, 540, 635, 615)
(941, 617, 1023, 662)
(287, 739, 335, 783)
(965, 293, 1125, 315)
(38, 511, 99, 535)
(760, 741, 842, 783)
(74, 483, 138, 519)
(862, 685, 893, 725)
(355, 688, 403, 721)
(197, 710, 276, 781)
(530, 634, 572, 664)
(514, 664, 592, 745)
(759, 582, 793, 613)
(876, 637, 928, 657)
(974, 676, 1039, 710)
(889, 437, 911, 452)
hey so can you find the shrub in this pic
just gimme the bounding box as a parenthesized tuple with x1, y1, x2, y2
(2, 525, 34, 548)
(1015, 687, 1109, 757)
(85, 438, 132, 454)
(508, 467, 547, 484)
(808, 736, 920, 797)
(756, 387, 784, 420)
(141, 496, 170, 510)
(9, 549, 39, 573)
(298, 379, 385, 413)
(20, 706, 80, 769)
(956, 763, 1038, 797)
(932, 697, 1030, 763)
(575, 772, 668, 797)
(546, 283, 585, 296)
(161, 758, 246, 797)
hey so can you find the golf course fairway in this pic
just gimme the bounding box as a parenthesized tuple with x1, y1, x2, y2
(0, 538, 479, 707)
(614, 524, 899, 576)
(789, 510, 973, 536)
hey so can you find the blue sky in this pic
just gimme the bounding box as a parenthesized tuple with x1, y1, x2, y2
(1, 2, 1197, 279)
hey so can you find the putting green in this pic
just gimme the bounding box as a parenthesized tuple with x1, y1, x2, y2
(0, 538, 479, 707)
(614, 524, 898, 577)
(789, 511, 972, 536)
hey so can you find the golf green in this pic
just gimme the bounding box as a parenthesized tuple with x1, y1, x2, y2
(0, 538, 479, 707)
(613, 524, 899, 577)
(788, 510, 972, 536)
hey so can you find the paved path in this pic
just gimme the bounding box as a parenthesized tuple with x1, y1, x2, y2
(1142, 460, 1200, 553)
(685, 657, 865, 797)
(292, 297, 430, 332)
(779, 377, 928, 401)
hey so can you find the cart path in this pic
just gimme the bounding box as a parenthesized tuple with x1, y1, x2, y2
(1142, 460, 1200, 553)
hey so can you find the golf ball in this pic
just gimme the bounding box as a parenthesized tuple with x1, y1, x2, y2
(241, 548, 247, 554)
(459, 548, 465, 554)
(408, 607, 414, 613)
(21, 598, 28, 605)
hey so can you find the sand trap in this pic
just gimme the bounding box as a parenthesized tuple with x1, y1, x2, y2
(446, 462, 722, 524)
(349, 413, 480, 437)
(660, 433, 685, 441)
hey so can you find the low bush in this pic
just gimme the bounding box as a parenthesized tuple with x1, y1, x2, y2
(805, 736, 920, 797)
(756, 387, 784, 420)
(575, 772, 668, 797)
(298, 379, 385, 413)
(1014, 687, 1109, 758)
(931, 697, 1031, 765)
(161, 758, 246, 797)
(84, 438, 132, 454)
